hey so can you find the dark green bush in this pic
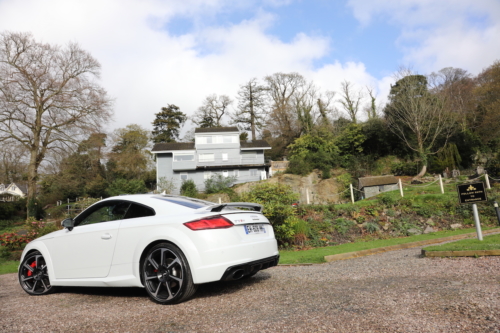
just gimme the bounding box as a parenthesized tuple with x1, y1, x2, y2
(286, 157, 313, 176)
(391, 161, 419, 176)
(180, 179, 198, 198)
(380, 195, 396, 206)
(107, 178, 147, 196)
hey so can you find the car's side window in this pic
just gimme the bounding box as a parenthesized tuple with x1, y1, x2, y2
(76, 201, 131, 226)
(124, 203, 155, 219)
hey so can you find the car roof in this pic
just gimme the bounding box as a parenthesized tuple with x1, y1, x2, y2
(100, 194, 214, 216)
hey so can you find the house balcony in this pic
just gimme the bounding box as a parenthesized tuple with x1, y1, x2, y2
(173, 157, 265, 170)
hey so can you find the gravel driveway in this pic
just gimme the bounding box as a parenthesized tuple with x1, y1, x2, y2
(1, 248, 499, 333)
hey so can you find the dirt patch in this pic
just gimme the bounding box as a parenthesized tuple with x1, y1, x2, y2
(235, 171, 347, 205)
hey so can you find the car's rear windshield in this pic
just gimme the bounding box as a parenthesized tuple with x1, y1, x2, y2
(153, 197, 209, 209)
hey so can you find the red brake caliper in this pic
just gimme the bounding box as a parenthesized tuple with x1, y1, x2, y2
(27, 261, 37, 277)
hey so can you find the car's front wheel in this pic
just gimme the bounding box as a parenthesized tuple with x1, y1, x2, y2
(19, 251, 57, 296)
(142, 243, 197, 304)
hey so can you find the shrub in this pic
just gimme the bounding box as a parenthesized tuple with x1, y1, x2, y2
(204, 174, 237, 194)
(0, 232, 31, 251)
(286, 157, 313, 176)
(333, 218, 356, 235)
(107, 178, 147, 196)
(292, 218, 310, 247)
(391, 161, 419, 176)
(240, 183, 299, 245)
(180, 179, 198, 198)
(365, 222, 380, 234)
(392, 218, 420, 236)
(380, 195, 396, 206)
(157, 177, 176, 194)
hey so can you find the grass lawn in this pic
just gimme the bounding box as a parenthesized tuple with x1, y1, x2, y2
(423, 233, 500, 252)
(0, 258, 18, 275)
(280, 227, 498, 264)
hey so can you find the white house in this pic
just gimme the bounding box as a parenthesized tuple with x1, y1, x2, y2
(0, 182, 27, 201)
(152, 127, 271, 194)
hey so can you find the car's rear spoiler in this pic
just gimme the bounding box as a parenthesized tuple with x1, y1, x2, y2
(199, 202, 263, 213)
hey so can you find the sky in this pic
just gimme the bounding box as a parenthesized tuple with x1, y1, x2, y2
(0, 0, 499, 138)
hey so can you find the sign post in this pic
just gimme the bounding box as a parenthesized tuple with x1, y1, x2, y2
(457, 182, 488, 241)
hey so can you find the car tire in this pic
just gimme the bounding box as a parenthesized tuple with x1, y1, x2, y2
(142, 242, 197, 304)
(19, 251, 58, 296)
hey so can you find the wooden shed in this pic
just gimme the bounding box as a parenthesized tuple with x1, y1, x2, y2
(358, 175, 399, 199)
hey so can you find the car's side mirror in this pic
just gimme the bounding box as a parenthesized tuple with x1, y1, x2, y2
(62, 218, 74, 231)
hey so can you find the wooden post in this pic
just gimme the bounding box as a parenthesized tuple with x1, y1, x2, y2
(350, 184, 355, 204)
(439, 174, 444, 194)
(306, 188, 310, 204)
(399, 179, 404, 197)
(485, 173, 491, 189)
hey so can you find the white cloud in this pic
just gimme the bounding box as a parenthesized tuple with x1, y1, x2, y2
(347, 0, 500, 74)
(0, 0, 384, 136)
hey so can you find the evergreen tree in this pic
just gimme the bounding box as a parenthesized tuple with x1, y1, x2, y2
(151, 105, 187, 143)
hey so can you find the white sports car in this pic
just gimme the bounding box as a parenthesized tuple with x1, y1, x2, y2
(18, 194, 279, 304)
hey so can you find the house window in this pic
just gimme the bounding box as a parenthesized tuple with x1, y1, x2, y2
(222, 153, 228, 161)
(241, 151, 257, 160)
(174, 153, 194, 162)
(204, 171, 212, 180)
(197, 136, 213, 144)
(223, 135, 235, 143)
(250, 169, 258, 177)
(180, 173, 188, 181)
(222, 170, 229, 178)
(233, 170, 239, 177)
(199, 153, 215, 162)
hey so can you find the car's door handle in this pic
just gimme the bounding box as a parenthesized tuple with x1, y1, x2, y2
(101, 233, 112, 240)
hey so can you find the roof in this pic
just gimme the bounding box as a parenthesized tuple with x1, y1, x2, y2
(194, 127, 239, 133)
(152, 142, 195, 152)
(358, 175, 398, 190)
(240, 140, 271, 149)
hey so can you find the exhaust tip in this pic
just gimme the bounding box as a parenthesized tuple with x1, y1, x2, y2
(231, 269, 245, 280)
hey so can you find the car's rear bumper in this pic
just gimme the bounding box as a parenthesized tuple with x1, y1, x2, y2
(220, 255, 279, 281)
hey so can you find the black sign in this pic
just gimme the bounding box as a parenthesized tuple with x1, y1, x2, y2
(457, 182, 488, 204)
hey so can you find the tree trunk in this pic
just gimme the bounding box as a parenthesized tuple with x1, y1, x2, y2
(414, 163, 427, 179)
(26, 157, 38, 218)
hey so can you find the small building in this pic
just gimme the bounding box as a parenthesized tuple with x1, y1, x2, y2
(152, 127, 271, 194)
(0, 182, 27, 201)
(358, 175, 399, 199)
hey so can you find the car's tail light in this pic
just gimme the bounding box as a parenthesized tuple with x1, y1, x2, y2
(184, 216, 234, 230)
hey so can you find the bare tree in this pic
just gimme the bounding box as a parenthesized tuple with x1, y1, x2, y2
(231, 78, 268, 141)
(385, 68, 456, 178)
(338, 80, 363, 123)
(0, 32, 113, 216)
(364, 86, 379, 119)
(316, 90, 336, 127)
(0, 140, 28, 184)
(264, 72, 307, 152)
(428, 67, 474, 132)
(192, 94, 233, 128)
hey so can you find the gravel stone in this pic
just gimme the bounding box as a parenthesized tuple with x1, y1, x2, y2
(1, 248, 499, 332)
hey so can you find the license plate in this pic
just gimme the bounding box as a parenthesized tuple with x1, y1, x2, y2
(244, 224, 266, 234)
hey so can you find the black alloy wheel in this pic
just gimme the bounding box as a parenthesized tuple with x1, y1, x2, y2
(142, 243, 197, 304)
(19, 251, 56, 295)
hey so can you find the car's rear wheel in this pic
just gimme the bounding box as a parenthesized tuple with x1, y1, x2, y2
(142, 243, 197, 304)
(19, 251, 57, 296)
